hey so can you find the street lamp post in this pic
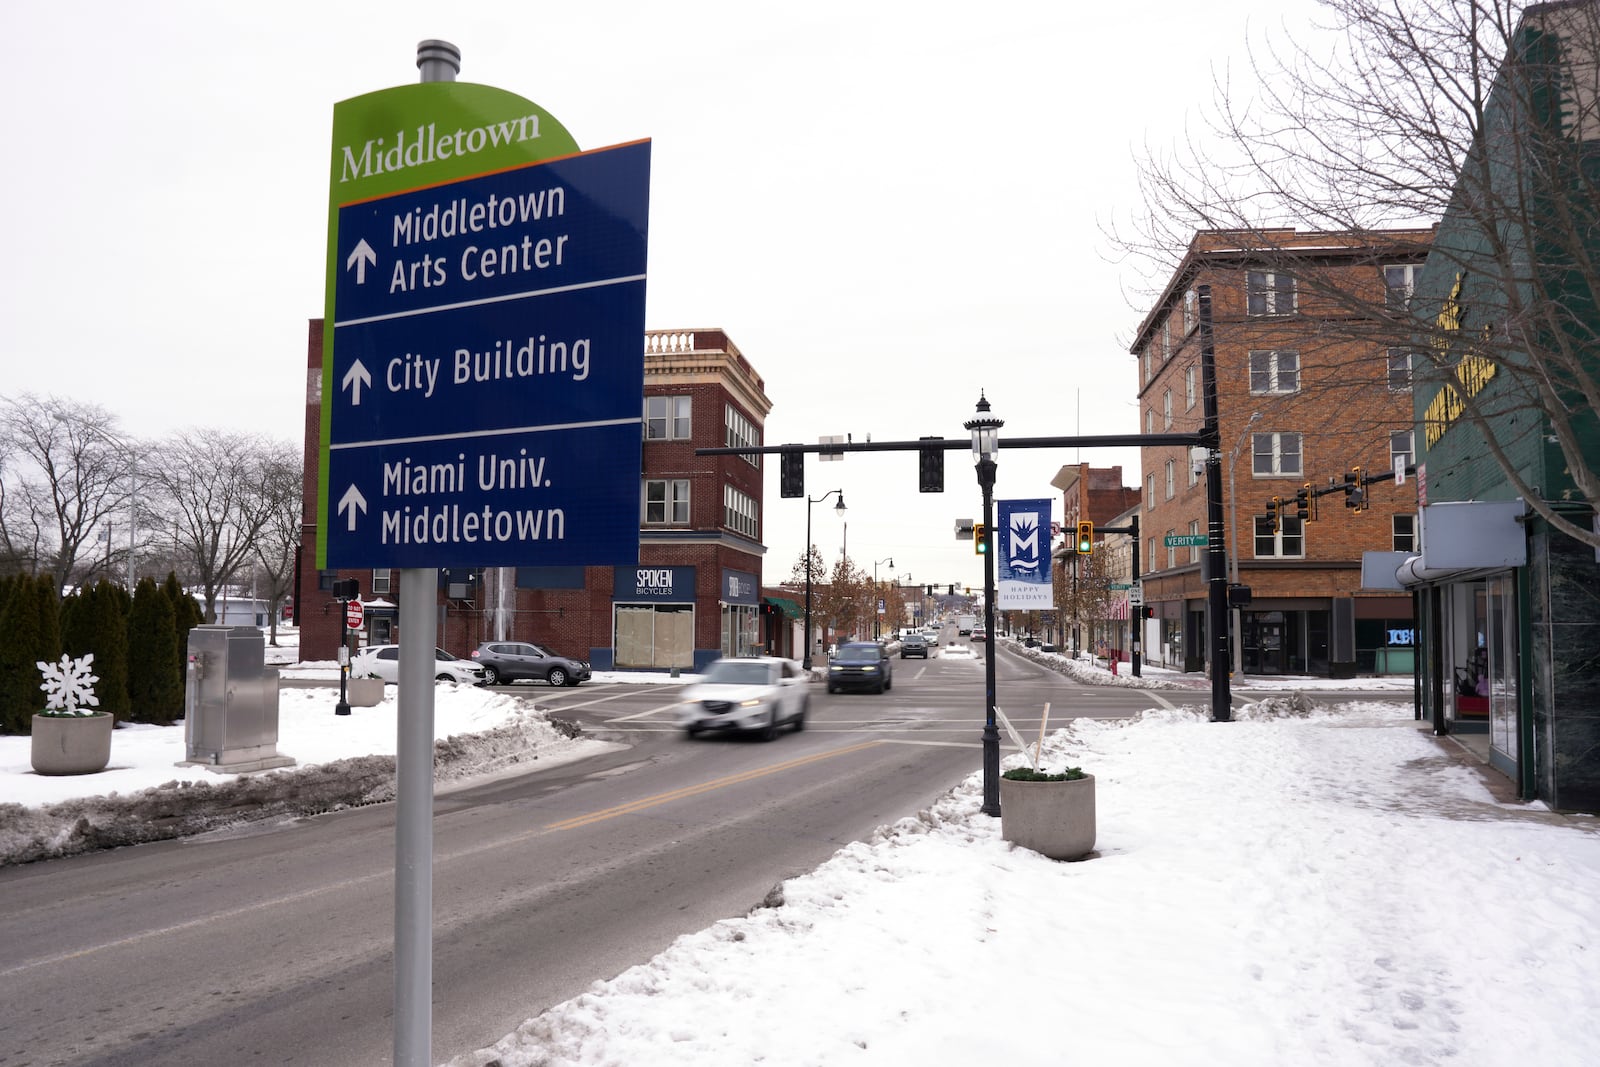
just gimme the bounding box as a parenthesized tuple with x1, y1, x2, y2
(803, 490, 846, 671)
(964, 393, 1004, 817)
(872, 556, 894, 640)
(1226, 412, 1263, 677)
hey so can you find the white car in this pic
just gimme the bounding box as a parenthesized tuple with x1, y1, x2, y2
(350, 645, 486, 685)
(677, 657, 809, 740)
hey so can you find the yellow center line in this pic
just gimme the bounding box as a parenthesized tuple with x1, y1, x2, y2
(544, 740, 884, 832)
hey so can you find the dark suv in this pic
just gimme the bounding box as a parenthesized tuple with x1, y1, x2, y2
(470, 642, 592, 687)
(900, 634, 929, 659)
(827, 642, 893, 694)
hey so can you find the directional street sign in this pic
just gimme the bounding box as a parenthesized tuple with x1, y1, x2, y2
(1165, 533, 1209, 548)
(1128, 586, 1144, 607)
(318, 83, 649, 570)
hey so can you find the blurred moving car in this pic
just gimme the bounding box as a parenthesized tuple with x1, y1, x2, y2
(827, 641, 894, 694)
(900, 634, 930, 659)
(971, 626, 988, 642)
(350, 645, 485, 685)
(470, 641, 592, 686)
(677, 656, 808, 740)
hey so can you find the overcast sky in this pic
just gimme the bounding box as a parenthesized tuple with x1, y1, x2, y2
(2, 0, 1319, 595)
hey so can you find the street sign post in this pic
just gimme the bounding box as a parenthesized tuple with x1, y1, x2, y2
(1165, 533, 1209, 548)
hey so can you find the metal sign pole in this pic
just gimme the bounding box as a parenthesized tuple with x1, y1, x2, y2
(394, 566, 438, 1065)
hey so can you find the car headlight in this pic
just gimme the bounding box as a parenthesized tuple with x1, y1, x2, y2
(829, 665, 843, 672)
(862, 666, 877, 673)
(739, 698, 762, 708)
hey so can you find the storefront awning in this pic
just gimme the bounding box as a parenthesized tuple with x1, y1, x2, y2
(1395, 499, 1527, 586)
(764, 595, 803, 619)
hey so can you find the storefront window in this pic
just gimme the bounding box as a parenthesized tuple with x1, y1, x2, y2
(721, 603, 760, 658)
(614, 604, 693, 669)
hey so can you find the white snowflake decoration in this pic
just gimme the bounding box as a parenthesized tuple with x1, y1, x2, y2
(37, 653, 101, 716)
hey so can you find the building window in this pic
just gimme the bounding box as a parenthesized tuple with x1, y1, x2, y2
(1163, 389, 1173, 429)
(643, 478, 690, 524)
(1387, 348, 1414, 392)
(724, 484, 759, 539)
(725, 405, 760, 468)
(1165, 460, 1176, 500)
(1393, 514, 1417, 553)
(1161, 318, 1173, 361)
(1189, 519, 1202, 564)
(1147, 536, 1157, 572)
(1166, 528, 1177, 568)
(1183, 289, 1198, 334)
(644, 395, 691, 440)
(1142, 346, 1152, 385)
(1249, 349, 1300, 394)
(1384, 264, 1421, 311)
(1146, 474, 1156, 509)
(1246, 270, 1295, 316)
(1145, 408, 1155, 435)
(1390, 429, 1414, 473)
(1185, 365, 1197, 409)
(1254, 515, 1305, 558)
(371, 568, 391, 595)
(1252, 432, 1303, 477)
(721, 603, 760, 658)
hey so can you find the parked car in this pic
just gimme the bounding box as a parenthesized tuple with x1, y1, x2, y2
(900, 634, 930, 659)
(350, 645, 485, 685)
(470, 641, 592, 686)
(677, 656, 809, 740)
(827, 641, 894, 694)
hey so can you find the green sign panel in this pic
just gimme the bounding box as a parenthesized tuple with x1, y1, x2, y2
(1165, 534, 1209, 548)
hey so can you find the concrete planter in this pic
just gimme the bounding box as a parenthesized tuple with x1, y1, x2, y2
(346, 677, 385, 707)
(31, 712, 114, 776)
(1000, 773, 1096, 861)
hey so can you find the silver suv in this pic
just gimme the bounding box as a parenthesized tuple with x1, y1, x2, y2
(470, 642, 592, 687)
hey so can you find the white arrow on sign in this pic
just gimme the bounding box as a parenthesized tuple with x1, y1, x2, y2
(346, 239, 378, 285)
(342, 358, 372, 405)
(337, 484, 368, 531)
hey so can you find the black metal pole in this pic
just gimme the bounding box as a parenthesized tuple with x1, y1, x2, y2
(803, 500, 814, 671)
(1198, 285, 1232, 721)
(336, 600, 352, 716)
(1130, 512, 1142, 677)
(978, 459, 1001, 817)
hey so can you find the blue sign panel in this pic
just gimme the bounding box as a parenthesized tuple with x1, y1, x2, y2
(615, 565, 694, 600)
(997, 498, 1054, 610)
(720, 568, 759, 606)
(325, 140, 650, 568)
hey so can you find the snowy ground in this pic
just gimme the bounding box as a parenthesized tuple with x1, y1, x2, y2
(6, 634, 1598, 1065)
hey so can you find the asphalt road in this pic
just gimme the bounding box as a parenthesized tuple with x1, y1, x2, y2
(0, 640, 1191, 1066)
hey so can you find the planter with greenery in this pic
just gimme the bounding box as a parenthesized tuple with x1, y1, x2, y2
(999, 765, 1096, 861)
(30, 653, 113, 776)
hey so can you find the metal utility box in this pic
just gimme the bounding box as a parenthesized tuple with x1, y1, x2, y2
(182, 625, 295, 772)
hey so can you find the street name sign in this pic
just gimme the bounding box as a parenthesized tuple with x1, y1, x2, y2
(1165, 533, 1209, 548)
(318, 82, 650, 570)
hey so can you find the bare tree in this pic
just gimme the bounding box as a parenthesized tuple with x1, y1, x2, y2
(0, 394, 137, 591)
(249, 441, 303, 645)
(1121, 0, 1600, 547)
(144, 429, 277, 623)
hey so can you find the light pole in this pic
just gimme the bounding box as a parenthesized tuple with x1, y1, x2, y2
(872, 556, 894, 640)
(1226, 412, 1263, 677)
(804, 489, 846, 670)
(965, 393, 1004, 817)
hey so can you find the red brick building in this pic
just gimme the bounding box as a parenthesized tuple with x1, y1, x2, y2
(296, 326, 774, 672)
(1131, 229, 1431, 676)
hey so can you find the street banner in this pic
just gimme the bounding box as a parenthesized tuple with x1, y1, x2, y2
(997, 497, 1054, 610)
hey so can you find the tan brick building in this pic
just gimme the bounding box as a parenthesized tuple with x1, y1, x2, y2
(1131, 229, 1432, 676)
(296, 327, 775, 672)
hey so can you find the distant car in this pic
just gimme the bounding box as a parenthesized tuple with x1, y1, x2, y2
(470, 641, 591, 687)
(900, 634, 929, 659)
(677, 657, 809, 740)
(350, 645, 485, 685)
(971, 627, 988, 642)
(828, 641, 894, 694)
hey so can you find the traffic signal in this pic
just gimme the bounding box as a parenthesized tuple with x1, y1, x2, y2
(780, 451, 803, 498)
(918, 437, 944, 493)
(332, 578, 360, 600)
(1344, 467, 1367, 510)
(1266, 497, 1282, 534)
(1143, 605, 1155, 619)
(1294, 486, 1310, 522)
(1075, 520, 1094, 554)
(973, 522, 988, 554)
(948, 584, 956, 596)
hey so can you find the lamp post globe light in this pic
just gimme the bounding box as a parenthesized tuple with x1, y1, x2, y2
(872, 556, 894, 640)
(963, 392, 1004, 818)
(803, 489, 846, 671)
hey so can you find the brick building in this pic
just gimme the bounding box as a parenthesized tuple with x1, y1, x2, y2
(1130, 228, 1433, 676)
(1048, 464, 1141, 656)
(296, 326, 774, 672)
